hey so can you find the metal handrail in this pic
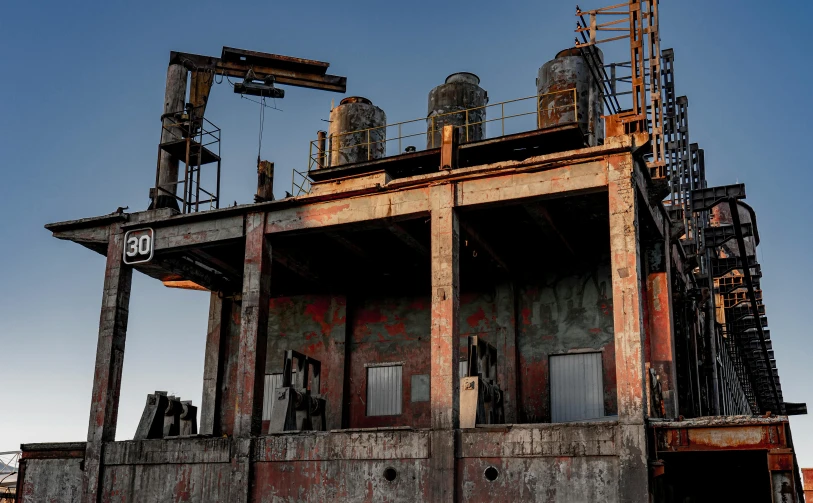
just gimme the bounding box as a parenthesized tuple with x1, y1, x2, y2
(292, 88, 578, 196)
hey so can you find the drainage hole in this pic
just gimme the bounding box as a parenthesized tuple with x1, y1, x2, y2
(383, 467, 398, 482)
(484, 466, 499, 482)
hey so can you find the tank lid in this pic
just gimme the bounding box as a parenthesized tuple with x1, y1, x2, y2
(555, 48, 582, 58)
(444, 72, 480, 85)
(340, 96, 373, 105)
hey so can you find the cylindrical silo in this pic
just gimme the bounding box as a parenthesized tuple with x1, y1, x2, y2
(328, 97, 386, 166)
(427, 73, 488, 149)
(537, 48, 604, 146)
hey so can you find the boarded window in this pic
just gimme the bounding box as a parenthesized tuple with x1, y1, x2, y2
(411, 374, 430, 402)
(550, 352, 605, 422)
(367, 365, 403, 416)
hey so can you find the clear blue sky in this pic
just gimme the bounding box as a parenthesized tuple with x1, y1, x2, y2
(2, 0, 812, 466)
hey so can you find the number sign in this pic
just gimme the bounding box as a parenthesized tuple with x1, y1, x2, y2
(123, 228, 154, 265)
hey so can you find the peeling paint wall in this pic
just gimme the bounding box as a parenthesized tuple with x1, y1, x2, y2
(266, 295, 347, 430)
(18, 458, 83, 503)
(347, 295, 432, 428)
(517, 263, 616, 423)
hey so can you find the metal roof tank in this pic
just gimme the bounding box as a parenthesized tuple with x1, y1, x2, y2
(537, 48, 604, 146)
(427, 72, 488, 149)
(328, 97, 386, 166)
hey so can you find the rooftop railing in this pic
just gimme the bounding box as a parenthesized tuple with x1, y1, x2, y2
(292, 88, 577, 196)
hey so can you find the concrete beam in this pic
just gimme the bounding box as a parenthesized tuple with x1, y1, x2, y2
(523, 202, 578, 258)
(459, 219, 510, 274)
(152, 215, 245, 251)
(455, 159, 607, 208)
(386, 221, 429, 258)
(82, 224, 132, 503)
(266, 188, 431, 234)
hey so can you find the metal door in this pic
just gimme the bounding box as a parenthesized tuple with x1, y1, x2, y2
(550, 352, 604, 422)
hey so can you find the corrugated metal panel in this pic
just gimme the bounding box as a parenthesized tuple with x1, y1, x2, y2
(367, 365, 403, 416)
(262, 373, 284, 421)
(550, 352, 604, 422)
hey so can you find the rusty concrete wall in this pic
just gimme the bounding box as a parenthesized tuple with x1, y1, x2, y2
(458, 423, 620, 502)
(516, 263, 616, 423)
(18, 458, 83, 502)
(347, 295, 432, 428)
(101, 438, 232, 502)
(252, 431, 430, 502)
(266, 295, 347, 430)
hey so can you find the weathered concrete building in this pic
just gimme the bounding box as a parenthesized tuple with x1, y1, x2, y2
(16, 2, 808, 501)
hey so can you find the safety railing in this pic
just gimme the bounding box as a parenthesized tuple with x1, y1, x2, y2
(291, 88, 577, 196)
(154, 105, 222, 213)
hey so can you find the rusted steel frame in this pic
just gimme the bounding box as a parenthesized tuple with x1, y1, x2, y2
(172, 51, 347, 93)
(576, 11, 622, 113)
(653, 423, 787, 452)
(82, 223, 132, 503)
(705, 244, 722, 415)
(728, 198, 781, 412)
(631, 159, 666, 239)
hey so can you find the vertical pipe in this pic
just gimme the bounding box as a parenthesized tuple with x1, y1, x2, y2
(153, 63, 188, 210)
(316, 131, 326, 169)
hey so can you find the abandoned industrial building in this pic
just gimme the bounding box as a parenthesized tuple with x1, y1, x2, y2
(15, 1, 808, 502)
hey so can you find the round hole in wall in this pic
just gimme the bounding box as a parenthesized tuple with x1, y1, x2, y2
(383, 467, 398, 482)
(484, 466, 500, 482)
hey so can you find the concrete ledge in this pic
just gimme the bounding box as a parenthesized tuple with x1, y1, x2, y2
(103, 437, 231, 465)
(20, 442, 87, 460)
(458, 421, 619, 458)
(254, 429, 431, 461)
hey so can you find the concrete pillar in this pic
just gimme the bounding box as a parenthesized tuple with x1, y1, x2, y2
(495, 281, 518, 423)
(200, 292, 224, 436)
(429, 182, 460, 502)
(646, 240, 678, 419)
(153, 63, 188, 210)
(82, 224, 132, 503)
(608, 153, 649, 502)
(230, 212, 271, 502)
(769, 449, 798, 503)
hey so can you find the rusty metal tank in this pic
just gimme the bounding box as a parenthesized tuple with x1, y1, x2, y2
(328, 97, 386, 166)
(427, 72, 488, 149)
(537, 48, 604, 146)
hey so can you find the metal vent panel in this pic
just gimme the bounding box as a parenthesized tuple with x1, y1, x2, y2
(367, 365, 403, 416)
(550, 352, 604, 423)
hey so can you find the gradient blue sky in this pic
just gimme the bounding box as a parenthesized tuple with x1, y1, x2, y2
(2, 0, 812, 466)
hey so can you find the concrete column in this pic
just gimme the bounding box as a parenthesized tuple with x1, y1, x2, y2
(83, 224, 132, 503)
(495, 281, 518, 423)
(230, 212, 271, 502)
(647, 239, 678, 419)
(429, 182, 460, 502)
(153, 63, 188, 210)
(769, 449, 798, 503)
(200, 292, 224, 436)
(608, 153, 649, 502)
